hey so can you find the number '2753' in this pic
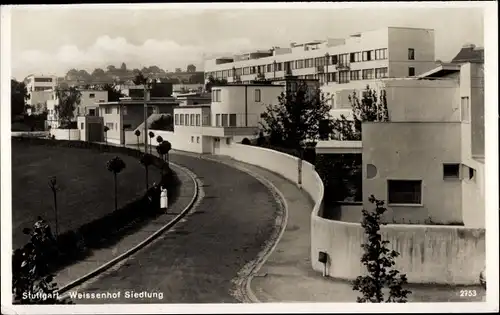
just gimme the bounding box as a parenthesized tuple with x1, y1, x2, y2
(460, 290, 477, 297)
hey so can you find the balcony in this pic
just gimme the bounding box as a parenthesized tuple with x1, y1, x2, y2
(202, 126, 259, 137)
(315, 65, 325, 74)
(335, 63, 350, 71)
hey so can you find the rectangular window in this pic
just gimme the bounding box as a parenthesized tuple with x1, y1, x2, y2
(408, 48, 415, 60)
(229, 114, 237, 127)
(34, 77, 53, 83)
(443, 164, 461, 179)
(362, 50, 372, 61)
(221, 114, 228, 127)
(202, 114, 210, 126)
(375, 67, 388, 78)
(105, 122, 114, 130)
(408, 67, 415, 76)
(468, 167, 476, 181)
(80, 123, 84, 130)
(180, 114, 184, 125)
(89, 93, 95, 98)
(212, 89, 221, 102)
(362, 69, 374, 79)
(197, 136, 200, 143)
(461, 97, 470, 122)
(105, 107, 112, 114)
(388, 180, 422, 205)
(175, 114, 179, 125)
(374, 49, 388, 60)
(350, 53, 356, 63)
(255, 89, 261, 102)
(338, 54, 349, 66)
(185, 114, 190, 126)
(350, 70, 361, 81)
(191, 136, 194, 143)
(216, 114, 221, 127)
(196, 114, 201, 126)
(267, 64, 272, 72)
(190, 114, 195, 126)
(338, 71, 349, 83)
(122, 106, 127, 115)
(331, 55, 338, 65)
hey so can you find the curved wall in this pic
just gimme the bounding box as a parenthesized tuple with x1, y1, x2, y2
(218, 143, 485, 285)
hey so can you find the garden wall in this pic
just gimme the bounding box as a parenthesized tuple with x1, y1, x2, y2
(51, 128, 80, 141)
(218, 143, 486, 285)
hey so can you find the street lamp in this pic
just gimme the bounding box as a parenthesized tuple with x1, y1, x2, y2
(143, 78, 154, 154)
(325, 52, 330, 84)
(48, 176, 59, 238)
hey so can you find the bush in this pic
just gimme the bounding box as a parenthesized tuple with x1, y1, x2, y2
(150, 115, 174, 131)
(241, 138, 251, 145)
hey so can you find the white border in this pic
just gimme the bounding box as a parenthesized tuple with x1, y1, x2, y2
(1, 2, 498, 314)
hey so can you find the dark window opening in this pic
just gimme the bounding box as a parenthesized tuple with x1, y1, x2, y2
(443, 164, 460, 179)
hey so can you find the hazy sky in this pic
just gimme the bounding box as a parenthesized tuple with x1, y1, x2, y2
(9, 4, 485, 80)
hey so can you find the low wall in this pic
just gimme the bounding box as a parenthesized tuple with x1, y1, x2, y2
(217, 143, 486, 285)
(51, 128, 80, 141)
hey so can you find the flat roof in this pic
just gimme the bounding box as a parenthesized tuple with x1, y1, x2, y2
(417, 64, 461, 79)
(215, 83, 285, 87)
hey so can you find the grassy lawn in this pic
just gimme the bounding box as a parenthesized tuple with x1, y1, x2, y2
(12, 141, 161, 249)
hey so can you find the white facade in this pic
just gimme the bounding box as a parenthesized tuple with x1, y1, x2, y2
(318, 62, 485, 227)
(204, 27, 436, 112)
(26, 75, 57, 106)
(46, 89, 108, 129)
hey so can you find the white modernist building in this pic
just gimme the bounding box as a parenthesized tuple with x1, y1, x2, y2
(24, 74, 58, 114)
(204, 26, 436, 118)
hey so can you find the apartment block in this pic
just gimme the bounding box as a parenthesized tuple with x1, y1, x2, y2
(204, 27, 436, 113)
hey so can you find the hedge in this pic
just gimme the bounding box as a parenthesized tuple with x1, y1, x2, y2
(11, 136, 181, 272)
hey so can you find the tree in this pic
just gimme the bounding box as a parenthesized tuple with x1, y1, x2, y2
(11, 79, 29, 117)
(106, 157, 126, 212)
(318, 86, 389, 203)
(148, 131, 155, 154)
(352, 195, 411, 303)
(187, 64, 197, 72)
(103, 126, 109, 144)
(54, 87, 81, 128)
(156, 140, 171, 163)
(331, 85, 389, 141)
(12, 217, 73, 304)
(103, 83, 126, 102)
(140, 153, 154, 190)
(156, 135, 163, 144)
(134, 130, 141, 150)
(120, 62, 127, 72)
(204, 75, 228, 92)
(260, 82, 331, 186)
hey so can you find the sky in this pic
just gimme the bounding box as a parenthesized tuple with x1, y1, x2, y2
(8, 4, 485, 80)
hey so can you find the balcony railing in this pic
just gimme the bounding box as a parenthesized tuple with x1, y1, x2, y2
(335, 63, 350, 70)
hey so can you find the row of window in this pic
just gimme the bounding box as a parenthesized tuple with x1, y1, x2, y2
(102, 106, 129, 115)
(212, 89, 262, 103)
(215, 113, 237, 127)
(174, 113, 210, 126)
(207, 48, 405, 79)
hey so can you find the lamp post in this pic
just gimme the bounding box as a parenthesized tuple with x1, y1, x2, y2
(143, 78, 152, 154)
(273, 60, 277, 79)
(325, 52, 330, 84)
(48, 176, 59, 238)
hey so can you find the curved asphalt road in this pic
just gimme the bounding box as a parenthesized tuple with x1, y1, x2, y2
(70, 153, 279, 304)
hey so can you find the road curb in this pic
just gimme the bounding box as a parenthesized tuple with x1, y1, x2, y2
(56, 161, 199, 298)
(196, 155, 289, 304)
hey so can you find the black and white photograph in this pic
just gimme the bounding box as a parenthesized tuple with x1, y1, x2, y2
(1, 2, 498, 314)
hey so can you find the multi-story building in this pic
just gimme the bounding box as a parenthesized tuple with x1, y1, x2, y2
(46, 89, 108, 128)
(316, 61, 485, 227)
(24, 74, 58, 114)
(204, 27, 436, 117)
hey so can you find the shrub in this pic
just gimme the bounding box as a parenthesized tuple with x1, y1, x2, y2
(150, 115, 174, 131)
(241, 138, 251, 145)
